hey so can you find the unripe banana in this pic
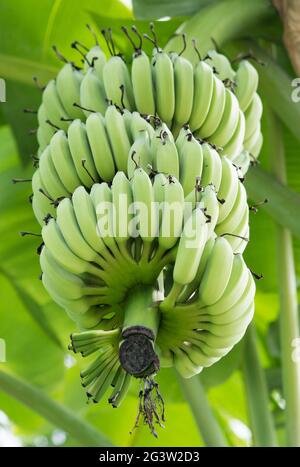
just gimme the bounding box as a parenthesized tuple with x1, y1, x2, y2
(174, 348, 202, 378)
(42, 219, 102, 277)
(80, 68, 107, 116)
(128, 111, 155, 142)
(84, 45, 106, 79)
(152, 50, 175, 125)
(235, 60, 258, 112)
(90, 182, 115, 250)
(37, 104, 55, 150)
(159, 177, 184, 251)
(244, 123, 261, 153)
(56, 63, 84, 119)
(72, 186, 103, 254)
(216, 182, 248, 237)
(131, 50, 155, 116)
(189, 61, 214, 131)
(39, 146, 69, 200)
(197, 74, 226, 138)
(67, 119, 98, 187)
(244, 93, 263, 140)
(40, 246, 103, 300)
(232, 150, 250, 176)
(198, 237, 234, 306)
(111, 171, 133, 242)
(132, 168, 157, 242)
(32, 169, 56, 221)
(222, 109, 245, 159)
(210, 88, 240, 147)
(172, 54, 194, 132)
(249, 132, 263, 159)
(178, 235, 216, 303)
(217, 157, 239, 224)
(49, 130, 82, 193)
(154, 133, 179, 179)
(200, 143, 222, 191)
(104, 106, 131, 172)
(199, 184, 219, 237)
(85, 113, 116, 182)
(178, 132, 203, 196)
(173, 207, 208, 285)
(185, 343, 219, 368)
(103, 56, 135, 110)
(205, 50, 235, 81)
(127, 131, 152, 179)
(56, 197, 100, 263)
(42, 80, 69, 131)
(203, 253, 249, 315)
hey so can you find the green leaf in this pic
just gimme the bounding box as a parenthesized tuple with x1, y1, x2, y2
(165, 0, 274, 62)
(245, 165, 300, 239)
(132, 0, 215, 19)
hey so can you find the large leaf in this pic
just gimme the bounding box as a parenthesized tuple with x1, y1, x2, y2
(164, 0, 274, 61)
(133, 0, 215, 19)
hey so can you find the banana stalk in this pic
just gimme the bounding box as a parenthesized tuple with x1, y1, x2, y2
(119, 285, 160, 378)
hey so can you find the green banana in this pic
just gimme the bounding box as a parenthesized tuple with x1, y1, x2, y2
(39, 146, 69, 200)
(154, 133, 179, 179)
(49, 130, 82, 193)
(159, 176, 184, 251)
(189, 61, 214, 131)
(178, 132, 203, 196)
(200, 143, 222, 191)
(104, 105, 131, 172)
(235, 60, 258, 112)
(152, 50, 175, 125)
(85, 113, 116, 182)
(56, 63, 84, 119)
(197, 75, 226, 138)
(103, 56, 135, 110)
(131, 50, 155, 116)
(172, 54, 194, 132)
(42, 80, 69, 130)
(67, 119, 98, 187)
(217, 156, 239, 223)
(80, 68, 107, 116)
(173, 207, 208, 286)
(198, 237, 234, 306)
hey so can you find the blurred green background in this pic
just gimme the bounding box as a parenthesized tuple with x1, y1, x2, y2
(0, 0, 299, 447)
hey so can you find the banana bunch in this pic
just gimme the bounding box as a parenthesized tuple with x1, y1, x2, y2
(32, 106, 155, 224)
(32, 118, 249, 252)
(206, 50, 263, 164)
(34, 28, 263, 169)
(38, 164, 254, 390)
(158, 240, 255, 377)
(25, 26, 262, 417)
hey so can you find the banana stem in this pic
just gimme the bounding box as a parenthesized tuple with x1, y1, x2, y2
(0, 369, 113, 447)
(242, 323, 277, 446)
(122, 285, 159, 335)
(119, 285, 160, 377)
(176, 373, 228, 447)
(269, 111, 300, 446)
